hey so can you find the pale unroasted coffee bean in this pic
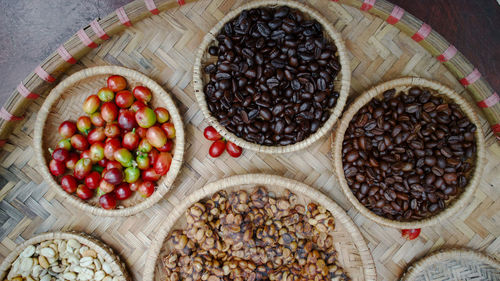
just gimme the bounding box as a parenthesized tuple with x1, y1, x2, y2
(203, 6, 341, 146)
(342, 87, 476, 221)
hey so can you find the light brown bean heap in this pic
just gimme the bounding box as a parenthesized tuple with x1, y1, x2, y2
(162, 187, 349, 281)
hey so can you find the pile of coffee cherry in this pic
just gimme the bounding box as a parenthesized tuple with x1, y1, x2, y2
(48, 75, 175, 209)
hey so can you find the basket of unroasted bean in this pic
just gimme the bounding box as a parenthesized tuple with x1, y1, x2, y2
(0, 232, 130, 281)
(142, 174, 377, 281)
(332, 77, 486, 228)
(193, 0, 350, 153)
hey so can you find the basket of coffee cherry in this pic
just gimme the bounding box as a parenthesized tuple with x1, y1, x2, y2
(332, 77, 485, 229)
(34, 66, 184, 216)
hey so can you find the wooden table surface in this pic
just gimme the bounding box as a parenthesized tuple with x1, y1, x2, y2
(0, 0, 498, 108)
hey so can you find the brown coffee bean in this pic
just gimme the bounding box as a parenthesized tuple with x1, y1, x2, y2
(342, 86, 476, 221)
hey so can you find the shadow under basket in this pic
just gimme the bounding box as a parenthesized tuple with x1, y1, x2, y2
(33, 66, 185, 217)
(142, 174, 377, 281)
(193, 0, 351, 154)
(332, 77, 486, 229)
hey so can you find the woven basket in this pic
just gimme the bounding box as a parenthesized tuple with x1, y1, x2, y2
(332, 77, 486, 229)
(0, 231, 130, 280)
(33, 66, 185, 217)
(401, 248, 500, 281)
(192, 0, 351, 154)
(142, 174, 376, 281)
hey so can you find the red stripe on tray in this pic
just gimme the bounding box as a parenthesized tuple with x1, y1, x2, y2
(411, 23, 431, 42)
(477, 92, 499, 108)
(77, 29, 98, 48)
(57, 45, 77, 64)
(116, 7, 132, 26)
(437, 45, 457, 62)
(460, 68, 481, 86)
(0, 107, 23, 121)
(90, 20, 110, 40)
(387, 5, 404, 24)
(145, 0, 160, 15)
(178, 0, 185, 5)
(360, 0, 376, 11)
(34, 66, 55, 83)
(17, 84, 39, 99)
(492, 123, 500, 133)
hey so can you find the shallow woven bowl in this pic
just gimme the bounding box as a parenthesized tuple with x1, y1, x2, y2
(34, 66, 184, 217)
(0, 231, 130, 280)
(193, 0, 351, 154)
(401, 248, 500, 281)
(142, 174, 376, 281)
(332, 77, 486, 229)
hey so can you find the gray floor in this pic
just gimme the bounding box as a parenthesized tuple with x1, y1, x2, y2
(0, 0, 129, 106)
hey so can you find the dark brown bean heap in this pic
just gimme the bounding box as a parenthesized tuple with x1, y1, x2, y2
(342, 87, 477, 221)
(203, 6, 341, 146)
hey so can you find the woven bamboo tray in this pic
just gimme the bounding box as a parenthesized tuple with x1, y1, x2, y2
(332, 77, 486, 229)
(0, 231, 130, 280)
(33, 66, 185, 217)
(143, 174, 376, 281)
(0, 0, 499, 280)
(192, 0, 351, 154)
(401, 248, 500, 281)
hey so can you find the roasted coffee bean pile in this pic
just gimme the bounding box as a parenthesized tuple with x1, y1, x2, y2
(342, 87, 477, 221)
(203, 6, 341, 146)
(163, 187, 350, 281)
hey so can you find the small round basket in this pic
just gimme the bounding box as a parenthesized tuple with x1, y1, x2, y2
(34, 66, 184, 217)
(332, 77, 486, 229)
(401, 248, 500, 281)
(193, 0, 351, 154)
(0, 231, 130, 280)
(142, 174, 376, 281)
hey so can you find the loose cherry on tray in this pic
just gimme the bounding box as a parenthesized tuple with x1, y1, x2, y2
(209, 140, 226, 158)
(402, 229, 421, 240)
(226, 141, 242, 158)
(203, 126, 221, 141)
(203, 126, 243, 158)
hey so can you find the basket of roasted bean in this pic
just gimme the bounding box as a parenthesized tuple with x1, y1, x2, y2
(332, 77, 486, 229)
(0, 232, 130, 281)
(143, 174, 376, 281)
(34, 66, 184, 217)
(193, 0, 350, 153)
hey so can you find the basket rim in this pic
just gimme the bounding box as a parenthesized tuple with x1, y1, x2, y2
(0, 231, 130, 280)
(401, 248, 500, 281)
(142, 173, 377, 281)
(192, 0, 351, 154)
(33, 65, 185, 217)
(331, 77, 486, 229)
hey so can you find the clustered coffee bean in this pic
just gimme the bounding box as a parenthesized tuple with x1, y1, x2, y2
(203, 6, 341, 146)
(342, 87, 477, 221)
